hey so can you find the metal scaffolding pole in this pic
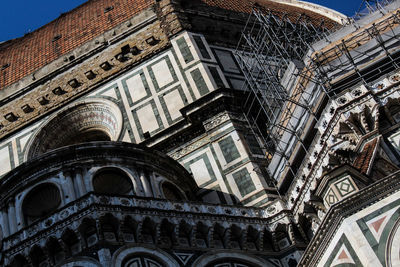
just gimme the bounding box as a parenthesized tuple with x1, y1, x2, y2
(235, 0, 400, 189)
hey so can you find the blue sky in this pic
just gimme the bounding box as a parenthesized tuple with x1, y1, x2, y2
(0, 0, 362, 42)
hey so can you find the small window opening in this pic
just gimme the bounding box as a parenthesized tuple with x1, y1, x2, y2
(104, 6, 114, 13)
(93, 169, 133, 195)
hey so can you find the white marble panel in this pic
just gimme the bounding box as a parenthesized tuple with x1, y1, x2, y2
(126, 74, 147, 102)
(0, 146, 11, 176)
(190, 159, 212, 185)
(136, 104, 159, 133)
(152, 60, 174, 88)
(163, 90, 184, 121)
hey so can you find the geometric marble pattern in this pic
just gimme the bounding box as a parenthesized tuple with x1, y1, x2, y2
(356, 199, 400, 266)
(366, 207, 397, 242)
(325, 188, 339, 207)
(331, 244, 355, 266)
(325, 234, 362, 267)
(173, 252, 193, 265)
(334, 177, 356, 197)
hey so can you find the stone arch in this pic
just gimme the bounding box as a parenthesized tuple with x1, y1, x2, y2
(229, 224, 244, 249)
(140, 217, 157, 244)
(29, 245, 47, 267)
(274, 223, 291, 250)
(160, 180, 186, 200)
(21, 182, 62, 225)
(192, 251, 268, 267)
(56, 256, 102, 267)
(92, 167, 134, 196)
(79, 217, 98, 248)
(158, 218, 176, 247)
(46, 236, 65, 265)
(121, 216, 138, 243)
(386, 215, 400, 266)
(262, 228, 274, 251)
(194, 221, 210, 248)
(26, 98, 123, 160)
(99, 213, 120, 242)
(246, 225, 260, 250)
(211, 223, 227, 248)
(112, 245, 179, 267)
(7, 254, 29, 267)
(177, 220, 192, 247)
(61, 228, 81, 255)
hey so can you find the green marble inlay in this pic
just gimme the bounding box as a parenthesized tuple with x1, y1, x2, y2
(324, 234, 363, 267)
(148, 55, 178, 92)
(190, 68, 209, 96)
(193, 35, 211, 59)
(208, 66, 225, 89)
(159, 85, 187, 125)
(183, 152, 217, 188)
(356, 198, 400, 266)
(245, 134, 263, 155)
(121, 71, 151, 107)
(232, 168, 256, 197)
(131, 100, 164, 140)
(170, 48, 197, 101)
(16, 130, 34, 163)
(218, 135, 240, 163)
(0, 142, 15, 178)
(177, 37, 194, 63)
(241, 190, 267, 205)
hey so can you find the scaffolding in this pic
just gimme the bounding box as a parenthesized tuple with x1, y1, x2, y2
(235, 0, 400, 189)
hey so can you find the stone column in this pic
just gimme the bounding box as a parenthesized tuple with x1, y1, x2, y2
(75, 168, 86, 197)
(64, 171, 76, 202)
(140, 170, 152, 197)
(7, 201, 17, 234)
(1, 209, 10, 237)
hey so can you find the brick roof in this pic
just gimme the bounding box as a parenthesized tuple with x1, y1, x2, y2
(353, 138, 378, 174)
(0, 0, 154, 90)
(199, 0, 338, 27)
(0, 0, 338, 91)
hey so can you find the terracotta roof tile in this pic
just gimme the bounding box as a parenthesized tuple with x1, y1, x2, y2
(353, 138, 378, 174)
(0, 0, 154, 90)
(0, 0, 338, 91)
(198, 0, 337, 27)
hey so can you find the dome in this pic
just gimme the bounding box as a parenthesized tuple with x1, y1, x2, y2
(0, 0, 345, 92)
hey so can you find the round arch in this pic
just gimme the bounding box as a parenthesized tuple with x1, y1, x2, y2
(25, 98, 123, 160)
(92, 167, 134, 196)
(192, 251, 269, 267)
(21, 182, 62, 225)
(112, 245, 179, 267)
(56, 256, 102, 267)
(160, 180, 186, 201)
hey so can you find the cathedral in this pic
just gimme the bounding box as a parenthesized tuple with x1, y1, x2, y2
(0, 0, 399, 266)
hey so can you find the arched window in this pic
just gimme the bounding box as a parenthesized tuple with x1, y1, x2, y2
(93, 169, 134, 195)
(22, 183, 61, 225)
(161, 182, 184, 200)
(193, 253, 266, 267)
(206, 261, 257, 267)
(27, 100, 123, 159)
(123, 255, 164, 267)
(113, 247, 180, 267)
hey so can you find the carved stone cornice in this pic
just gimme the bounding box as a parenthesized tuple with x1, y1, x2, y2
(3, 192, 291, 259)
